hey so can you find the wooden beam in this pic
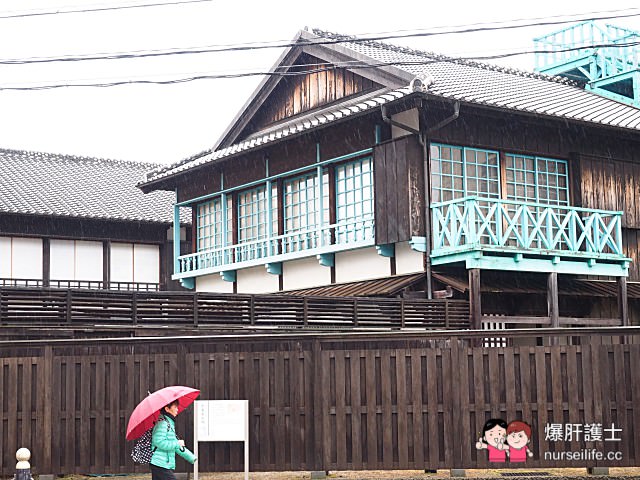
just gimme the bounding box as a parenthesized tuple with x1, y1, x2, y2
(42, 238, 50, 288)
(548, 272, 559, 328)
(469, 268, 482, 330)
(618, 276, 629, 326)
(482, 315, 551, 325)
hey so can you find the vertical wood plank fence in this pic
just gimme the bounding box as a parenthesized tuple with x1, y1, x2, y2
(1, 329, 639, 474)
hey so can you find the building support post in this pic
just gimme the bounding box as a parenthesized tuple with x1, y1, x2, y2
(469, 268, 482, 330)
(618, 275, 629, 326)
(548, 272, 559, 328)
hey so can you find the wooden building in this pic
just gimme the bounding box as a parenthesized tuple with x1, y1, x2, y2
(0, 149, 190, 291)
(139, 28, 640, 327)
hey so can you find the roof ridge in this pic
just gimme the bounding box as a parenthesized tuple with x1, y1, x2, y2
(310, 27, 580, 87)
(0, 147, 162, 169)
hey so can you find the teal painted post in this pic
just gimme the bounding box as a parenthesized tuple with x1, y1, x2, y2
(316, 143, 325, 247)
(375, 124, 382, 145)
(466, 198, 477, 247)
(568, 210, 577, 252)
(266, 159, 273, 257)
(173, 202, 181, 276)
(615, 213, 623, 255)
(221, 192, 228, 263)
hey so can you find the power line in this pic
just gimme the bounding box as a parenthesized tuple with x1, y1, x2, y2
(2, 39, 638, 91)
(0, 0, 211, 20)
(1, 8, 639, 65)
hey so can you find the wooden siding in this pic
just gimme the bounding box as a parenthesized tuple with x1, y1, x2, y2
(374, 135, 425, 244)
(576, 153, 640, 228)
(240, 54, 382, 137)
(2, 330, 640, 474)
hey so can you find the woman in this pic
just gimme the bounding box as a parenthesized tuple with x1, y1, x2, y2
(475, 418, 508, 463)
(150, 400, 196, 480)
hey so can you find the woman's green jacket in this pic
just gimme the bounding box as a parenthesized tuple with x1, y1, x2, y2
(150, 414, 196, 469)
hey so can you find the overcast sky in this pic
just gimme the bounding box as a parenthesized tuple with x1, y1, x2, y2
(0, 0, 638, 165)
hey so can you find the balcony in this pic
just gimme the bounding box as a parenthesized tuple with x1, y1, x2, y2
(174, 216, 374, 280)
(430, 197, 630, 276)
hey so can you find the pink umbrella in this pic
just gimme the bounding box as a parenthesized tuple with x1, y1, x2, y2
(126, 385, 200, 440)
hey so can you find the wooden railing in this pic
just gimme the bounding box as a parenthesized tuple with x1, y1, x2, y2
(0, 287, 469, 330)
(0, 278, 160, 291)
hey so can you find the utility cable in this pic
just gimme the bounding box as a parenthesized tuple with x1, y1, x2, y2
(0, 0, 211, 20)
(0, 9, 638, 65)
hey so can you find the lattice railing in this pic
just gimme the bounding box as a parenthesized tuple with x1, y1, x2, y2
(178, 216, 374, 275)
(431, 197, 624, 259)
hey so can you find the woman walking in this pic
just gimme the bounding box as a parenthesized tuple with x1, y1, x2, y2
(150, 400, 196, 480)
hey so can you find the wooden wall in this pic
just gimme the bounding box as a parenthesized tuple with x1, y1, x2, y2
(2, 331, 640, 474)
(374, 135, 425, 244)
(241, 54, 382, 137)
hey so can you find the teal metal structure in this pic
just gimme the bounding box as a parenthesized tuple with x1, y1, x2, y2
(534, 21, 640, 107)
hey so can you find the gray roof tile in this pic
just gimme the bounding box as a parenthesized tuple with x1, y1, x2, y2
(0, 149, 181, 224)
(141, 28, 640, 187)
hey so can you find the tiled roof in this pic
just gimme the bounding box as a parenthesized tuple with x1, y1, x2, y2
(141, 87, 412, 187)
(141, 28, 640, 187)
(0, 149, 182, 224)
(312, 29, 640, 129)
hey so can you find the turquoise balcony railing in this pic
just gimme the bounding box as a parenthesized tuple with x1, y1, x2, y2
(431, 197, 629, 276)
(174, 216, 374, 279)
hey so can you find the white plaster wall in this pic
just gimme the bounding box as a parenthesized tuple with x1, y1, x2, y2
(391, 108, 419, 139)
(0, 237, 11, 278)
(196, 274, 234, 293)
(75, 241, 103, 281)
(335, 246, 390, 284)
(110, 242, 133, 282)
(282, 256, 331, 291)
(236, 265, 279, 294)
(50, 239, 75, 280)
(395, 241, 424, 275)
(11, 237, 42, 279)
(133, 244, 159, 283)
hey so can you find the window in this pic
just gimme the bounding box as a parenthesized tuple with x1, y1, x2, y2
(430, 143, 500, 203)
(335, 156, 374, 243)
(237, 184, 278, 261)
(196, 196, 232, 267)
(283, 172, 329, 252)
(505, 154, 569, 205)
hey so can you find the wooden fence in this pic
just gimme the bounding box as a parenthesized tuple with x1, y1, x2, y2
(1, 328, 640, 474)
(0, 287, 469, 330)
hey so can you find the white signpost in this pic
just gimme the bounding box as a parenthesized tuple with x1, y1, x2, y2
(193, 400, 249, 480)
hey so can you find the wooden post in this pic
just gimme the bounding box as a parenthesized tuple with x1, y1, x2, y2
(42, 238, 50, 288)
(618, 276, 629, 326)
(469, 268, 482, 330)
(103, 240, 111, 290)
(548, 272, 559, 328)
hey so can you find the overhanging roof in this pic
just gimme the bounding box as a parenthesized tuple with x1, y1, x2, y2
(279, 273, 425, 297)
(140, 27, 640, 191)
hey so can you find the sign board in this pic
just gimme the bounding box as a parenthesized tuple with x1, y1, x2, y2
(193, 400, 249, 480)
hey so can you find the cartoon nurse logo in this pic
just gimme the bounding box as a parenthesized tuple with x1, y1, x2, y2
(506, 421, 534, 462)
(476, 418, 508, 462)
(475, 419, 534, 463)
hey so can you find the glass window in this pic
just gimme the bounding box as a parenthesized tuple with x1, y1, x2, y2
(505, 154, 568, 205)
(196, 196, 232, 252)
(430, 144, 500, 202)
(237, 184, 278, 261)
(335, 156, 374, 243)
(283, 171, 329, 252)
